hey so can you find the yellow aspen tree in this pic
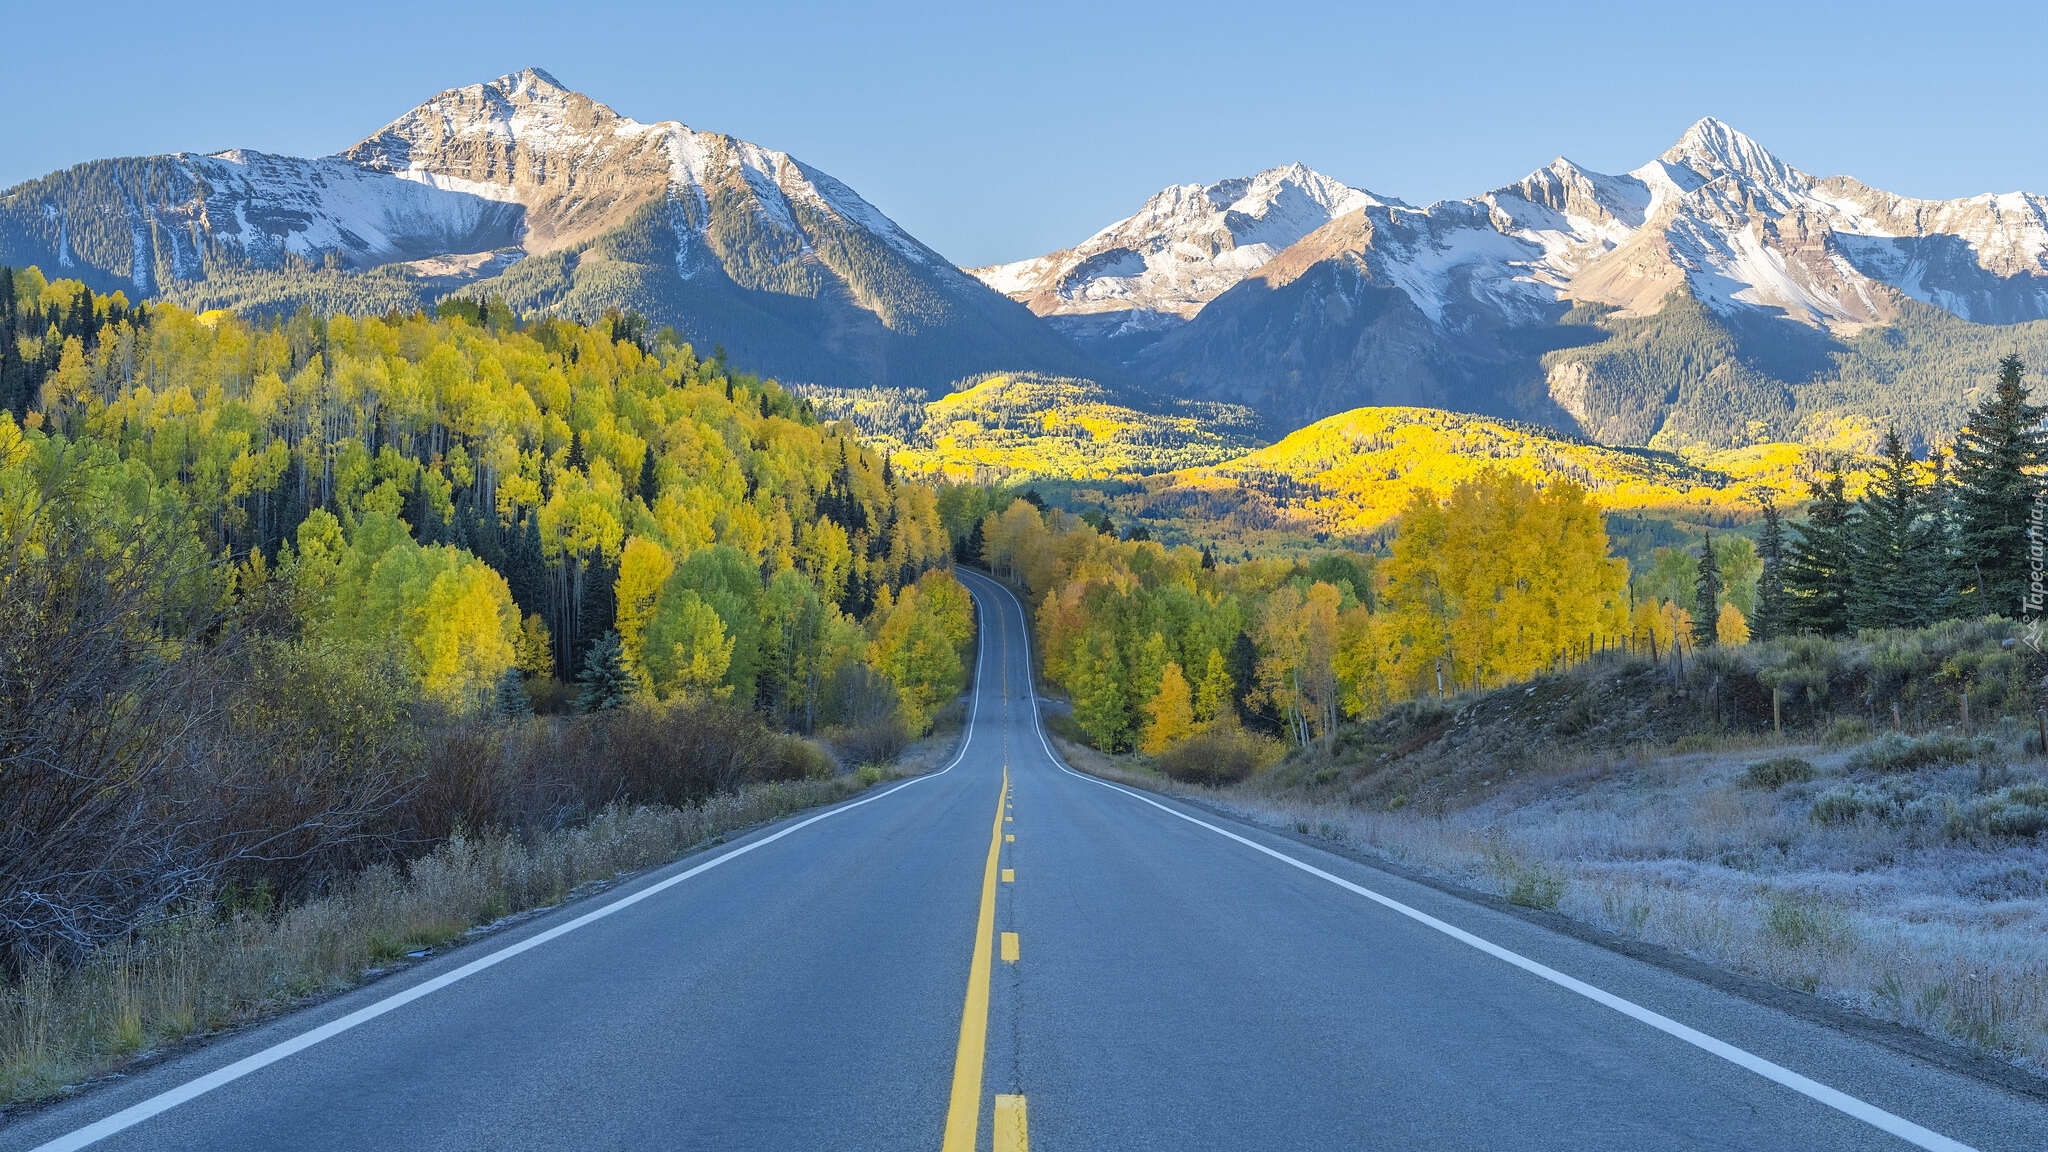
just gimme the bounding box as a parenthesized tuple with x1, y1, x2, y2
(1659, 600, 1694, 650)
(1717, 602, 1750, 646)
(1302, 582, 1342, 747)
(1334, 604, 1386, 719)
(1193, 648, 1233, 727)
(614, 535, 675, 686)
(1380, 487, 1452, 699)
(1142, 661, 1196, 754)
(516, 613, 554, 676)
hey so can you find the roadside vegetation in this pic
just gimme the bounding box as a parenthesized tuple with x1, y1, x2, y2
(1019, 353, 2048, 1074)
(0, 268, 979, 1107)
(1063, 625, 2048, 1072)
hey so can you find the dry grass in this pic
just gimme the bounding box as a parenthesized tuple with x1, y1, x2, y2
(0, 775, 879, 1109)
(1074, 728, 2048, 1076)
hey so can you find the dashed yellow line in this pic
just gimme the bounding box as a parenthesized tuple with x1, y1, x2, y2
(1001, 869, 1014, 883)
(1001, 932, 1020, 963)
(940, 769, 1009, 1152)
(1005, 834, 1014, 843)
(994, 1094, 1029, 1152)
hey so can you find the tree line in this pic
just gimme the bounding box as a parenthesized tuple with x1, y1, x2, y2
(980, 471, 1628, 761)
(1744, 353, 2045, 641)
(1, 268, 977, 965)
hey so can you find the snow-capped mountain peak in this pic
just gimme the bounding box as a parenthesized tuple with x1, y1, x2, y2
(1660, 116, 1801, 192)
(339, 69, 941, 273)
(969, 163, 1390, 337)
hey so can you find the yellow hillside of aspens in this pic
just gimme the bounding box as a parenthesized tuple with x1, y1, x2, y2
(1173, 407, 1870, 537)
(884, 374, 1258, 481)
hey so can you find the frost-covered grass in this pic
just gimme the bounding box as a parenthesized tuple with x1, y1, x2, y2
(0, 776, 882, 1109)
(1071, 732, 2048, 1074)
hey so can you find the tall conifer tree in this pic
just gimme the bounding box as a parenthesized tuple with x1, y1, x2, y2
(1850, 431, 1926, 630)
(575, 632, 634, 713)
(1952, 354, 2048, 617)
(1785, 469, 1855, 636)
(1917, 447, 1960, 620)
(1752, 499, 1788, 641)
(1693, 532, 1723, 648)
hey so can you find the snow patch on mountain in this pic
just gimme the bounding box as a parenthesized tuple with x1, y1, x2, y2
(969, 163, 1395, 320)
(193, 150, 524, 267)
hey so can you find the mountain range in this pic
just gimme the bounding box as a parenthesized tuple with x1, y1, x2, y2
(9, 69, 2048, 450)
(0, 68, 1090, 392)
(975, 119, 2048, 448)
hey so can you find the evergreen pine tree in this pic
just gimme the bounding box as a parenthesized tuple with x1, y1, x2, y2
(494, 667, 533, 718)
(1227, 630, 1272, 733)
(1784, 470, 1856, 636)
(575, 631, 634, 712)
(639, 445, 659, 505)
(1200, 545, 1215, 570)
(0, 266, 15, 418)
(503, 513, 548, 624)
(958, 517, 985, 566)
(1917, 447, 1961, 621)
(1850, 430, 1927, 630)
(566, 429, 587, 472)
(1752, 499, 1788, 642)
(1693, 532, 1723, 648)
(1952, 353, 2048, 617)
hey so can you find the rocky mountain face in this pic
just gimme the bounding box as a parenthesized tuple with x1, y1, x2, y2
(0, 69, 1090, 391)
(968, 164, 1388, 359)
(989, 119, 2048, 446)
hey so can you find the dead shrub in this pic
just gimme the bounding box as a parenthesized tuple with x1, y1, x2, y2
(1156, 726, 1283, 787)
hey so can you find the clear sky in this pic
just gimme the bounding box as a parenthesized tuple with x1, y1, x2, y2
(7, 1, 2047, 268)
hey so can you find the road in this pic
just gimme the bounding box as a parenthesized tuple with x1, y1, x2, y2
(5, 568, 2044, 1151)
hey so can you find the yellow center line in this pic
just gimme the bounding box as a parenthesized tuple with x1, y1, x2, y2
(994, 1094, 1029, 1152)
(940, 768, 1009, 1152)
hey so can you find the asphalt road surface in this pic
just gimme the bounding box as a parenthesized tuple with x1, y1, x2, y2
(5, 568, 2044, 1151)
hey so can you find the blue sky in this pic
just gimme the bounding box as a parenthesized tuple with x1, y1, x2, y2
(8, 1, 2047, 267)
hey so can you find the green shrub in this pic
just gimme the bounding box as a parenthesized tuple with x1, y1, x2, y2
(1504, 863, 1567, 910)
(1821, 717, 1872, 747)
(1945, 783, 2048, 840)
(1810, 782, 1915, 825)
(1846, 733, 1993, 773)
(1762, 896, 1847, 950)
(1745, 757, 1817, 790)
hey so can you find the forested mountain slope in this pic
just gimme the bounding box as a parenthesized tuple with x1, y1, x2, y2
(0, 264, 969, 728)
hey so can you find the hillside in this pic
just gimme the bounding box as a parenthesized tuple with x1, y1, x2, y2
(801, 373, 1262, 481)
(907, 402, 1866, 554)
(0, 68, 1093, 392)
(0, 267, 966, 719)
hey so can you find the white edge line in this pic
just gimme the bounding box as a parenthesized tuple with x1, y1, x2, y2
(963, 569, 1977, 1152)
(30, 588, 995, 1152)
